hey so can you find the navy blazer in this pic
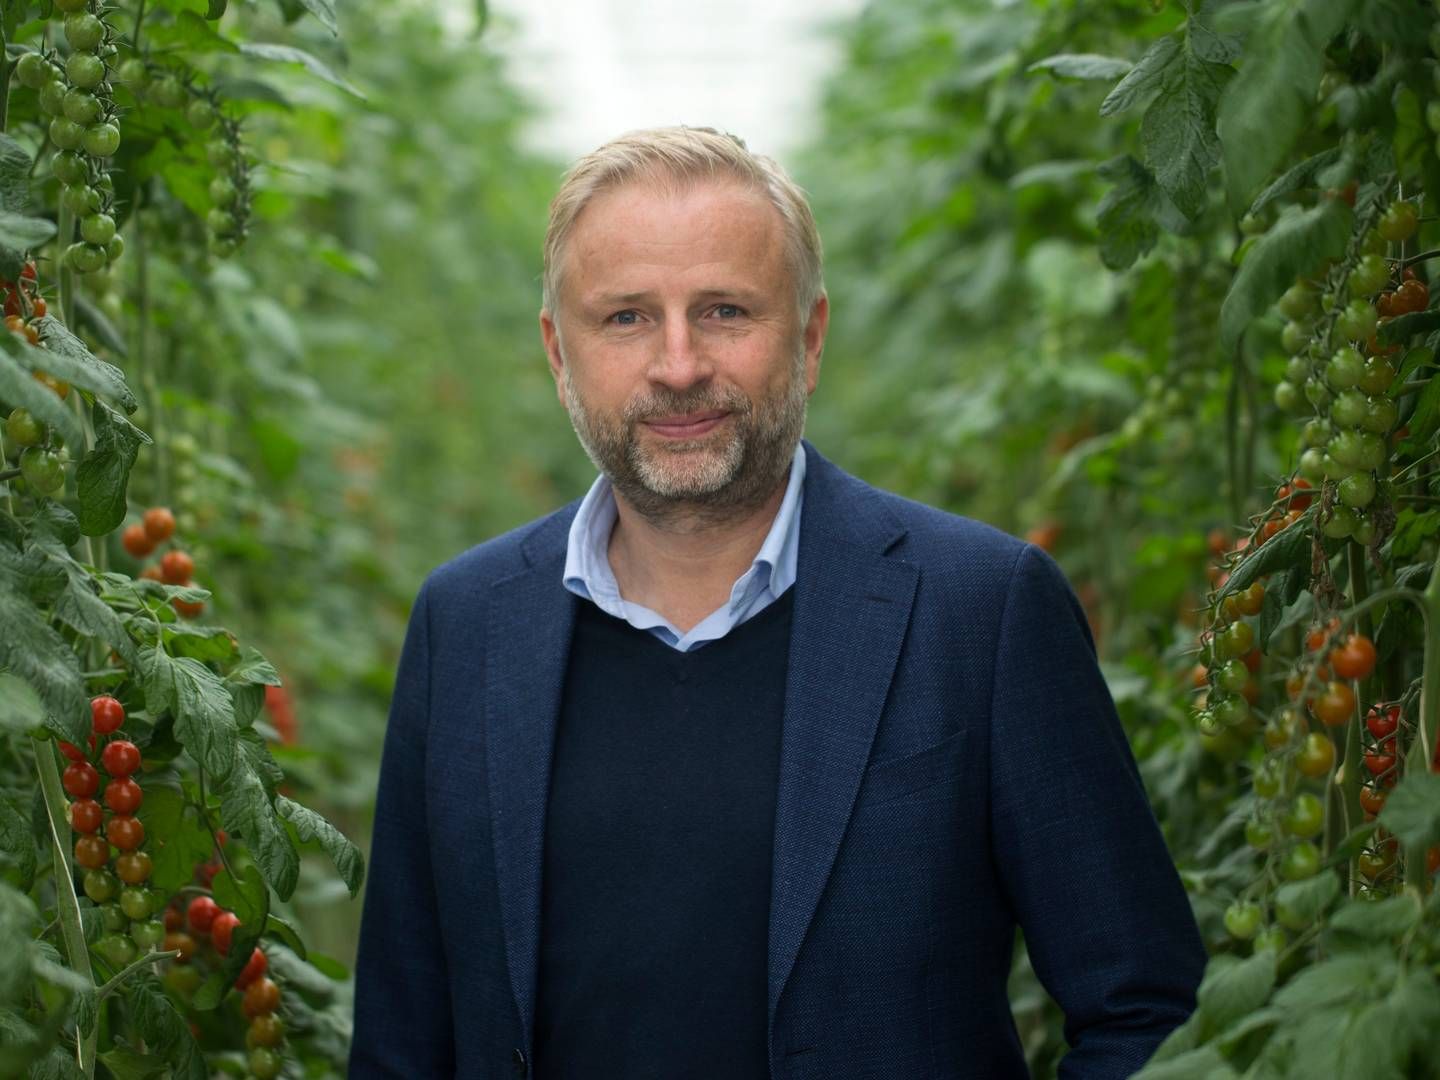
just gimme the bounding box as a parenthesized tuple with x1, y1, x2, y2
(349, 440, 1206, 1079)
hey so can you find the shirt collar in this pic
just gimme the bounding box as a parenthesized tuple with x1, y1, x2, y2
(562, 442, 806, 615)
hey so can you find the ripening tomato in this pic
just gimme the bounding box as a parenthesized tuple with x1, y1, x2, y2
(1329, 634, 1376, 681)
(69, 798, 103, 833)
(187, 896, 220, 934)
(121, 524, 155, 559)
(1359, 784, 1387, 817)
(115, 851, 153, 885)
(235, 947, 268, 991)
(74, 834, 110, 869)
(142, 506, 176, 542)
(171, 591, 205, 619)
(1296, 732, 1336, 778)
(1305, 617, 1341, 653)
(242, 975, 281, 1018)
(161, 550, 194, 584)
(105, 815, 144, 851)
(164, 931, 196, 963)
(211, 910, 240, 955)
(1366, 703, 1401, 739)
(104, 778, 143, 815)
(1312, 681, 1356, 727)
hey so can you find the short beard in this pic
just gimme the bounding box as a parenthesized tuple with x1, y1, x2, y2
(560, 342, 808, 531)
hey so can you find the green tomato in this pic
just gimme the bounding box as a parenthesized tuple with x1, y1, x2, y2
(1219, 620, 1255, 659)
(164, 963, 202, 996)
(206, 208, 237, 237)
(83, 868, 119, 904)
(101, 903, 128, 933)
(1357, 356, 1396, 396)
(1301, 417, 1333, 448)
(19, 447, 64, 495)
(1337, 473, 1375, 509)
(105, 234, 125, 262)
(1377, 201, 1419, 244)
(62, 184, 101, 216)
(5, 407, 44, 447)
(1284, 355, 1312, 384)
(1282, 793, 1325, 838)
(1329, 430, 1368, 469)
(1281, 841, 1322, 881)
(48, 117, 84, 151)
(37, 79, 68, 117)
(1330, 389, 1368, 428)
(1224, 900, 1263, 940)
(1276, 897, 1312, 931)
(64, 13, 106, 52)
(80, 213, 116, 246)
(83, 122, 121, 158)
(64, 242, 107, 274)
(130, 918, 165, 951)
(1253, 758, 1284, 799)
(1281, 320, 1312, 354)
(1360, 228, 1387, 256)
(1325, 346, 1364, 390)
(208, 235, 239, 258)
(1273, 380, 1304, 414)
(1348, 254, 1391, 297)
(1278, 282, 1319, 320)
(1212, 695, 1251, 729)
(208, 176, 237, 206)
(186, 98, 217, 129)
(1253, 927, 1287, 953)
(1361, 396, 1398, 434)
(1322, 505, 1358, 538)
(205, 138, 236, 168)
(1352, 515, 1377, 546)
(1217, 659, 1250, 694)
(15, 52, 52, 90)
(118, 885, 152, 920)
(1244, 819, 1275, 851)
(62, 88, 103, 125)
(65, 52, 106, 91)
(1335, 300, 1378, 343)
(1304, 377, 1333, 410)
(150, 75, 186, 109)
(248, 1048, 282, 1080)
(52, 150, 89, 186)
(95, 933, 137, 968)
(115, 58, 148, 88)
(1298, 447, 1327, 484)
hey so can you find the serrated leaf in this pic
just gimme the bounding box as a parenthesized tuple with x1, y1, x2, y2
(1197, 950, 1277, 1030)
(277, 795, 364, 896)
(1216, 0, 1361, 212)
(1216, 514, 1317, 602)
(1378, 771, 1440, 851)
(28, 503, 80, 547)
(137, 649, 237, 779)
(163, 623, 238, 664)
(1028, 54, 1132, 81)
(49, 554, 138, 665)
(1096, 155, 1162, 270)
(145, 11, 238, 52)
(1140, 49, 1231, 220)
(0, 797, 36, 893)
(1328, 894, 1421, 941)
(239, 42, 365, 98)
(1247, 147, 1343, 219)
(1101, 33, 1180, 117)
(25, 1046, 87, 1080)
(0, 212, 55, 280)
(134, 786, 213, 894)
(306, 951, 348, 980)
(0, 674, 44, 734)
(217, 756, 298, 900)
(296, 0, 337, 35)
(226, 646, 281, 687)
(264, 912, 307, 960)
(0, 133, 32, 215)
(76, 403, 149, 537)
(98, 1047, 171, 1080)
(0, 558, 88, 744)
(1274, 949, 1392, 1010)
(32, 317, 138, 413)
(127, 972, 207, 1080)
(0, 346, 84, 450)
(1219, 200, 1352, 349)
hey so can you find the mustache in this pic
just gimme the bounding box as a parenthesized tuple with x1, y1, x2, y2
(623, 387, 753, 423)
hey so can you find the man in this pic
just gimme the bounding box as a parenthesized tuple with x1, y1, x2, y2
(349, 127, 1206, 1080)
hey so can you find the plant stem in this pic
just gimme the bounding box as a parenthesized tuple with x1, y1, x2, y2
(30, 736, 97, 1078)
(1401, 542, 1440, 888)
(95, 947, 181, 1004)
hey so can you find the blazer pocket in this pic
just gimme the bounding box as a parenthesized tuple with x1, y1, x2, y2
(857, 729, 965, 806)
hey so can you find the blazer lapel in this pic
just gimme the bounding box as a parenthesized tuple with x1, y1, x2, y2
(767, 442, 918, 1034)
(484, 510, 578, 1054)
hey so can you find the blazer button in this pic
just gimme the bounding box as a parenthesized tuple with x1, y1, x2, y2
(511, 1048, 527, 1076)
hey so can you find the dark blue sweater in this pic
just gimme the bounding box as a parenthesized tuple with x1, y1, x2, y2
(533, 587, 796, 1079)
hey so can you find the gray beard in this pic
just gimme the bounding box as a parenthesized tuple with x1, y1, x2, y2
(560, 345, 808, 532)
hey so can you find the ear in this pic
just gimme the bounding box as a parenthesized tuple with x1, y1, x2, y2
(540, 308, 566, 406)
(802, 293, 829, 395)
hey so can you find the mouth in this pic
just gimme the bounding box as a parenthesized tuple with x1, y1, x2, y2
(641, 411, 729, 439)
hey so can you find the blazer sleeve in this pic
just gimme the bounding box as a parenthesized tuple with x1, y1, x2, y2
(349, 581, 456, 1079)
(987, 544, 1207, 1079)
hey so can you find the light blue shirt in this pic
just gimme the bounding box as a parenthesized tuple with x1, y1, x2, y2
(562, 442, 806, 652)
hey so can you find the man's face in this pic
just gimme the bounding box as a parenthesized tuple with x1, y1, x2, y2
(540, 178, 827, 524)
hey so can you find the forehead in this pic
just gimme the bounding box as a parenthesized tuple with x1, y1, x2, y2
(563, 178, 788, 296)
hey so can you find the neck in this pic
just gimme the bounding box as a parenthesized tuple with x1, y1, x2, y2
(606, 458, 793, 633)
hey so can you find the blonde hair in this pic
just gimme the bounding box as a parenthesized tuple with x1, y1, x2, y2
(542, 126, 824, 319)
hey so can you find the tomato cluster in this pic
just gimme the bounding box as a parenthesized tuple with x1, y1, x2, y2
(121, 504, 206, 619)
(59, 695, 166, 967)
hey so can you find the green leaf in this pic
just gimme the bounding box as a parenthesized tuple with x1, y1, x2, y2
(1275, 871, 1341, 924)
(48, 552, 137, 665)
(1378, 771, 1440, 851)
(0, 345, 84, 450)
(0, 797, 36, 893)
(76, 402, 150, 537)
(26, 1046, 87, 1080)
(1101, 33, 1180, 117)
(1131, 1045, 1237, 1080)
(1273, 948, 1392, 1010)
(32, 317, 138, 413)
(1096, 156, 1165, 270)
(1028, 54, 1132, 81)
(217, 751, 298, 900)
(97, 1048, 171, 1080)
(1328, 894, 1422, 941)
(137, 648, 237, 779)
(134, 786, 213, 894)
(226, 646, 281, 687)
(239, 42, 365, 98)
(1216, 514, 1317, 601)
(1216, 0, 1360, 212)
(1246, 147, 1343, 218)
(264, 912, 307, 960)
(1219, 200, 1352, 349)
(1405, 372, 1440, 447)
(0, 556, 88, 744)
(295, 0, 337, 35)
(206, 0, 228, 17)
(145, 11, 238, 52)
(1139, 45, 1231, 220)
(1197, 950, 1277, 1031)
(29, 503, 80, 547)
(0, 675, 44, 735)
(163, 623, 238, 664)
(0, 133, 33, 215)
(127, 972, 207, 1080)
(276, 795, 364, 897)
(1380, 310, 1440, 346)
(0, 212, 55, 281)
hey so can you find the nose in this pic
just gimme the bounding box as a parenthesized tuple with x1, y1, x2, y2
(646, 317, 712, 394)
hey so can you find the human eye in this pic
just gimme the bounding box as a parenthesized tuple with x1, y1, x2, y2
(607, 309, 641, 326)
(710, 303, 744, 320)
